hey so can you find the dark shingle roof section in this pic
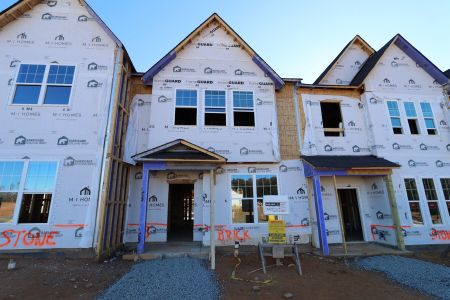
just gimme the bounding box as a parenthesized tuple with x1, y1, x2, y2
(301, 155, 400, 169)
(445, 69, 450, 79)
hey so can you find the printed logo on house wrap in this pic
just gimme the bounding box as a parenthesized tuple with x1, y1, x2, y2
(57, 136, 88, 146)
(7, 32, 34, 45)
(63, 156, 95, 167)
(207, 147, 231, 155)
(352, 145, 370, 153)
(390, 57, 408, 68)
(279, 165, 302, 172)
(324, 212, 338, 221)
(148, 195, 164, 208)
(14, 135, 46, 145)
(45, 34, 72, 47)
(375, 211, 391, 220)
(137, 98, 151, 106)
(68, 187, 91, 206)
(234, 69, 256, 76)
(247, 167, 270, 173)
(134, 172, 143, 180)
(204, 67, 226, 74)
(326, 229, 340, 236)
(82, 36, 109, 48)
(172, 65, 195, 73)
(404, 78, 422, 89)
(156, 95, 172, 103)
(87, 62, 108, 71)
(324, 144, 345, 152)
(367, 183, 384, 196)
(439, 120, 449, 130)
(256, 98, 273, 105)
(77, 15, 94, 22)
(419, 143, 439, 151)
(41, 13, 67, 21)
(401, 228, 421, 237)
(10, 59, 21, 68)
(378, 78, 397, 88)
(46, 0, 58, 6)
(407, 159, 428, 167)
(435, 160, 450, 168)
(392, 143, 412, 150)
(240, 147, 264, 155)
(87, 80, 103, 88)
(290, 185, 308, 201)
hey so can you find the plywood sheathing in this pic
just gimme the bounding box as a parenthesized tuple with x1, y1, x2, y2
(276, 82, 300, 160)
(129, 75, 152, 97)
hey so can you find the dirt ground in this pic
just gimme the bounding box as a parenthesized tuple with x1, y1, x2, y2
(1, 251, 446, 299)
(410, 249, 450, 267)
(0, 257, 132, 300)
(215, 254, 430, 300)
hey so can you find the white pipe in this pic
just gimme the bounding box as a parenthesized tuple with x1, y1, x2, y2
(210, 169, 216, 270)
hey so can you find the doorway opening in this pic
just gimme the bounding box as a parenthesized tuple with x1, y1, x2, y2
(168, 184, 194, 242)
(338, 188, 364, 241)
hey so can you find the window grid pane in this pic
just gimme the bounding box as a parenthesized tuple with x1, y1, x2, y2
(387, 101, 400, 117)
(404, 178, 423, 225)
(24, 162, 57, 192)
(176, 90, 197, 107)
(440, 178, 450, 200)
(420, 102, 433, 118)
(17, 64, 46, 84)
(422, 178, 438, 200)
(425, 118, 436, 129)
(47, 65, 75, 85)
(404, 102, 417, 118)
(205, 90, 226, 112)
(233, 91, 254, 110)
(12, 85, 41, 105)
(0, 162, 24, 192)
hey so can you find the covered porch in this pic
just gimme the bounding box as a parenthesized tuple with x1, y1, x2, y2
(302, 155, 404, 256)
(131, 139, 227, 269)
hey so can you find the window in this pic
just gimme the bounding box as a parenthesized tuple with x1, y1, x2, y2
(205, 90, 226, 126)
(233, 91, 255, 126)
(404, 102, 420, 134)
(231, 174, 278, 224)
(320, 102, 344, 136)
(256, 175, 278, 223)
(420, 102, 436, 135)
(12, 64, 75, 105)
(175, 89, 197, 125)
(404, 178, 423, 225)
(440, 178, 450, 216)
(0, 162, 24, 223)
(387, 101, 403, 134)
(422, 178, 442, 224)
(0, 161, 57, 224)
(44, 65, 75, 105)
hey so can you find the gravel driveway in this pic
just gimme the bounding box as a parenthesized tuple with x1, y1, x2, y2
(99, 257, 221, 300)
(356, 255, 450, 300)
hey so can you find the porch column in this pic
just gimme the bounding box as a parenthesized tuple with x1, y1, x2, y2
(210, 169, 216, 270)
(313, 174, 329, 256)
(384, 174, 406, 251)
(137, 164, 150, 254)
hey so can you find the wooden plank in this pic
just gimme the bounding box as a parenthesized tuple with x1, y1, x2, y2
(347, 169, 393, 175)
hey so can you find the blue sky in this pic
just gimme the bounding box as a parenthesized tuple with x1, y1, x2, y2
(2, 0, 450, 82)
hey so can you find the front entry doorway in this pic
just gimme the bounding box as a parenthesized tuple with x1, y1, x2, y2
(338, 189, 364, 241)
(168, 184, 194, 242)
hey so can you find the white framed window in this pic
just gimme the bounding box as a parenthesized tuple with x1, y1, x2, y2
(439, 178, 450, 217)
(403, 102, 420, 135)
(0, 161, 57, 224)
(233, 91, 255, 127)
(11, 64, 75, 106)
(204, 90, 226, 126)
(387, 101, 403, 134)
(419, 102, 437, 135)
(422, 178, 442, 224)
(174, 89, 197, 126)
(231, 174, 278, 224)
(404, 178, 423, 225)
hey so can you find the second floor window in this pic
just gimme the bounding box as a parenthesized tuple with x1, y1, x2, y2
(175, 89, 197, 126)
(420, 102, 437, 135)
(12, 64, 75, 105)
(320, 102, 344, 136)
(233, 91, 255, 126)
(387, 101, 403, 134)
(205, 90, 226, 126)
(404, 102, 420, 134)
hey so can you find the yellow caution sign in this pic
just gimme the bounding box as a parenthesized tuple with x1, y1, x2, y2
(268, 220, 286, 244)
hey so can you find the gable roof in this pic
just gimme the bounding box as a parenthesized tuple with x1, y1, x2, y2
(302, 155, 400, 170)
(314, 35, 375, 85)
(351, 34, 450, 86)
(132, 139, 227, 163)
(142, 13, 284, 90)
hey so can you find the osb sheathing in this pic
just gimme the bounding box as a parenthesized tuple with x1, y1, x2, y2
(276, 82, 300, 160)
(129, 76, 152, 97)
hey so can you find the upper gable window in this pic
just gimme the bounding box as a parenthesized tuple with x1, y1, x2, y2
(320, 102, 344, 137)
(175, 89, 197, 126)
(420, 102, 437, 135)
(205, 90, 226, 126)
(233, 91, 255, 127)
(404, 102, 420, 135)
(12, 64, 75, 106)
(387, 101, 403, 134)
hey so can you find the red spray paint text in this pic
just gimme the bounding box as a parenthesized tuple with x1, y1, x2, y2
(0, 229, 59, 249)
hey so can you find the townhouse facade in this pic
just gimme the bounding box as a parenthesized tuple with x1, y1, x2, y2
(0, 1, 449, 258)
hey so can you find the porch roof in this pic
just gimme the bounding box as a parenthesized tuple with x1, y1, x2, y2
(132, 139, 227, 163)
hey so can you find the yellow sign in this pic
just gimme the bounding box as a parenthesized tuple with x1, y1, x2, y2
(268, 220, 286, 244)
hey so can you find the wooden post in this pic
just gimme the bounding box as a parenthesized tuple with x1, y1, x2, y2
(385, 175, 406, 251)
(306, 178, 315, 247)
(333, 175, 347, 255)
(210, 169, 216, 270)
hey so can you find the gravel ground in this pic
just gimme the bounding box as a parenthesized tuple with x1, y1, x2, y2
(356, 255, 450, 300)
(98, 257, 221, 300)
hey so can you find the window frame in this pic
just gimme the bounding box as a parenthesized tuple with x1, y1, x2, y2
(173, 88, 199, 126)
(0, 159, 58, 225)
(387, 100, 403, 135)
(403, 101, 421, 135)
(204, 89, 227, 127)
(232, 90, 256, 127)
(403, 177, 424, 226)
(419, 102, 438, 136)
(230, 173, 280, 225)
(421, 178, 443, 225)
(9, 63, 77, 107)
(439, 177, 450, 219)
(320, 100, 345, 137)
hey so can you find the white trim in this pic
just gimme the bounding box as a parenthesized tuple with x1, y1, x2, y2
(231, 90, 256, 127)
(173, 88, 199, 127)
(203, 89, 227, 127)
(401, 176, 426, 227)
